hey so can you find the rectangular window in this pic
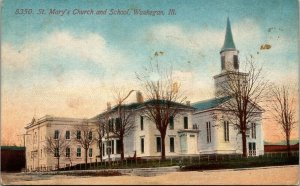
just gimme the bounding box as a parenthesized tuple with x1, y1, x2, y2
(106, 141, 111, 155)
(65, 131, 70, 139)
(156, 137, 161, 152)
(54, 130, 59, 139)
(140, 116, 144, 130)
(221, 56, 225, 70)
(109, 119, 114, 132)
(224, 121, 229, 142)
(111, 140, 114, 154)
(115, 118, 121, 132)
(206, 122, 211, 143)
(88, 131, 92, 140)
(89, 148, 93, 157)
(248, 142, 256, 156)
(77, 131, 81, 139)
(234, 55, 239, 69)
(251, 123, 256, 139)
(246, 128, 250, 137)
(54, 148, 59, 157)
(184, 117, 188, 129)
(170, 137, 175, 152)
(66, 147, 70, 157)
(102, 125, 105, 136)
(77, 148, 81, 157)
(116, 140, 121, 154)
(141, 138, 144, 153)
(169, 116, 174, 130)
(112, 118, 115, 131)
(102, 143, 105, 156)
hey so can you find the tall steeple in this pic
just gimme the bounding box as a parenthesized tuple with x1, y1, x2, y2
(221, 17, 236, 52)
(219, 17, 239, 72)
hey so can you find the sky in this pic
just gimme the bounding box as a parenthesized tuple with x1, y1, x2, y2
(1, 0, 299, 145)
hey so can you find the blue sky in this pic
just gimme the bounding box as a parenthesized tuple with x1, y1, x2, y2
(1, 0, 299, 144)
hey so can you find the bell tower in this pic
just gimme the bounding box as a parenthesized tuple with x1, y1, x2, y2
(214, 18, 244, 96)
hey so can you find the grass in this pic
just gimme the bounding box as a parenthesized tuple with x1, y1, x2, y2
(63, 170, 122, 177)
(181, 156, 299, 171)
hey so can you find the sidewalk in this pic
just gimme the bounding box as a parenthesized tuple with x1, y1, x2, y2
(4, 165, 298, 185)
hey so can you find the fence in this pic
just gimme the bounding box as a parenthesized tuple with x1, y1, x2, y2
(27, 151, 299, 172)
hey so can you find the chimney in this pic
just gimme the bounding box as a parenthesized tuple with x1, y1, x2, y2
(107, 102, 111, 111)
(136, 91, 144, 103)
(186, 101, 190, 106)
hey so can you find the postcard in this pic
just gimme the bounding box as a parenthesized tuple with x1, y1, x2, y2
(1, 0, 299, 185)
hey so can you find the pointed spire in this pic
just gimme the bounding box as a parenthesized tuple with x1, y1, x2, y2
(221, 17, 236, 52)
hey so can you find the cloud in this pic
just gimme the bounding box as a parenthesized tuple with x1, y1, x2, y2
(232, 19, 263, 49)
(2, 43, 35, 69)
(147, 24, 223, 52)
(146, 18, 264, 55)
(1, 31, 125, 70)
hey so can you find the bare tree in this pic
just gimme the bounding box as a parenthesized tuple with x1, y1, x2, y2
(44, 131, 70, 170)
(73, 120, 96, 169)
(136, 53, 188, 160)
(112, 89, 136, 160)
(270, 84, 297, 156)
(96, 120, 105, 163)
(97, 105, 113, 166)
(216, 57, 269, 157)
(66, 147, 74, 168)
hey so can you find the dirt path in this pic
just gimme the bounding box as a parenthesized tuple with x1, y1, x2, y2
(2, 165, 299, 185)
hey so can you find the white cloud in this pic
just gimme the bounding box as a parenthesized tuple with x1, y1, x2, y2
(1, 31, 125, 70)
(147, 24, 223, 52)
(233, 19, 263, 50)
(147, 18, 265, 56)
(2, 43, 35, 69)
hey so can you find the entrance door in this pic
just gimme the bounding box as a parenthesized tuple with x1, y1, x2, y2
(179, 134, 187, 153)
(188, 134, 197, 154)
(248, 142, 256, 156)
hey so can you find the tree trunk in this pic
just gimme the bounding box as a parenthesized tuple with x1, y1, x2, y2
(98, 140, 103, 162)
(107, 142, 111, 166)
(286, 133, 291, 157)
(120, 137, 124, 160)
(57, 157, 60, 170)
(85, 149, 88, 169)
(242, 131, 247, 157)
(161, 131, 166, 160)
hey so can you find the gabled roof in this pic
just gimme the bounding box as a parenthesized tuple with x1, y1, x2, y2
(221, 17, 236, 52)
(192, 96, 231, 112)
(92, 99, 194, 119)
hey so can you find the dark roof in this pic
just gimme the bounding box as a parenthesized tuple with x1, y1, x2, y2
(192, 96, 231, 112)
(221, 17, 236, 52)
(1, 146, 25, 151)
(92, 100, 194, 119)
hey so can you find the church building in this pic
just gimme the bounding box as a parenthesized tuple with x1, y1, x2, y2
(25, 18, 264, 171)
(192, 18, 264, 156)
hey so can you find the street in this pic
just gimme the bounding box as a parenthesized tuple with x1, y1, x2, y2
(1, 165, 298, 185)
